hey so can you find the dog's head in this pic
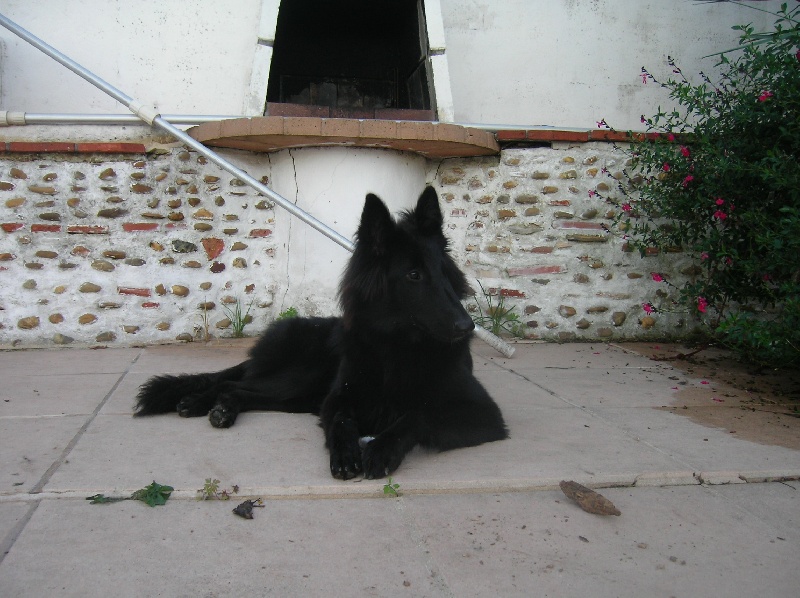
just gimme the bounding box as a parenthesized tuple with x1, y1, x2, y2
(339, 187, 474, 343)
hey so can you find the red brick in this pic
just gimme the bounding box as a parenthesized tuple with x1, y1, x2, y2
(118, 287, 151, 297)
(487, 287, 527, 298)
(202, 237, 225, 260)
(31, 224, 61, 233)
(8, 142, 75, 153)
(598, 131, 658, 143)
(76, 142, 147, 154)
(249, 228, 272, 238)
(67, 225, 109, 234)
(266, 103, 330, 118)
(495, 130, 527, 141)
(123, 222, 159, 232)
(507, 265, 564, 276)
(522, 130, 590, 143)
(1, 223, 24, 233)
(141, 302, 160, 309)
(330, 108, 375, 120)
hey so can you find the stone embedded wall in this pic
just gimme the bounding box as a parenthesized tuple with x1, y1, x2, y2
(0, 138, 698, 348)
(437, 142, 696, 342)
(0, 144, 281, 348)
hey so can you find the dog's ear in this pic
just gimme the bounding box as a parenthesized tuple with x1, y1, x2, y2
(412, 186, 443, 235)
(356, 193, 395, 256)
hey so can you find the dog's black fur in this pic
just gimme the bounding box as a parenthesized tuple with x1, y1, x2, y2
(134, 187, 508, 479)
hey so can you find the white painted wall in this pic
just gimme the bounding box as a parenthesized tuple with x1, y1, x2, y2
(0, 0, 784, 130)
(0, 0, 262, 115)
(266, 147, 429, 316)
(439, 0, 782, 130)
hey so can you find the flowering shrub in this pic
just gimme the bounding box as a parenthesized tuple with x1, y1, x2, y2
(600, 3, 800, 366)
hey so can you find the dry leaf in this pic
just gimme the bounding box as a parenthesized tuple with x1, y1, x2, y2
(559, 480, 621, 516)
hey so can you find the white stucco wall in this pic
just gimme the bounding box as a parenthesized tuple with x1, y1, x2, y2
(0, 0, 784, 130)
(439, 0, 782, 130)
(265, 147, 429, 316)
(0, 0, 263, 115)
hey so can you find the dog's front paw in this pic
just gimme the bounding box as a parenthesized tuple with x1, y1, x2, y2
(361, 437, 403, 480)
(329, 441, 362, 480)
(176, 395, 209, 418)
(208, 403, 237, 428)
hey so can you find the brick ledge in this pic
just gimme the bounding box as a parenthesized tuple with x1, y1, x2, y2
(0, 142, 147, 154)
(0, 129, 652, 157)
(496, 129, 654, 143)
(189, 116, 500, 158)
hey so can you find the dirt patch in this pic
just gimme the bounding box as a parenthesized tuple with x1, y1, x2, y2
(616, 343, 800, 451)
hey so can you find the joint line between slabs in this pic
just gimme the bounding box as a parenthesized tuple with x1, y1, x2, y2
(29, 349, 144, 494)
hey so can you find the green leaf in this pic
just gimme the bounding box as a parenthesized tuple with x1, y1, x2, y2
(131, 481, 174, 507)
(86, 494, 126, 504)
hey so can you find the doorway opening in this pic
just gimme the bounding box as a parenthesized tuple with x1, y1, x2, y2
(266, 0, 435, 119)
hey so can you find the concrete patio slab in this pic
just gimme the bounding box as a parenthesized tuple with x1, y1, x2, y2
(404, 484, 799, 598)
(0, 347, 140, 376)
(42, 412, 333, 496)
(0, 340, 797, 597)
(1, 372, 122, 417)
(0, 416, 88, 494)
(0, 497, 441, 597)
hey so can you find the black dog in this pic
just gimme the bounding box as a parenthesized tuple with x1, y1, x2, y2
(135, 187, 508, 479)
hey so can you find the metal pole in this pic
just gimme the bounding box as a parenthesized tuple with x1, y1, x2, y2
(0, 12, 353, 252)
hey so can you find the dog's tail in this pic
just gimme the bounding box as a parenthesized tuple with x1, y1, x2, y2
(133, 361, 248, 416)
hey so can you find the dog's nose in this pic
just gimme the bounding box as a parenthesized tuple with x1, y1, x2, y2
(455, 316, 475, 335)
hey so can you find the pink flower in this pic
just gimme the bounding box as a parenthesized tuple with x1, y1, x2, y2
(667, 133, 676, 142)
(715, 198, 725, 205)
(662, 163, 671, 172)
(642, 303, 655, 314)
(713, 210, 727, 220)
(621, 203, 632, 212)
(680, 146, 690, 158)
(796, 49, 800, 62)
(596, 119, 608, 129)
(588, 189, 597, 198)
(682, 175, 694, 188)
(640, 115, 646, 124)
(725, 257, 733, 266)
(701, 252, 709, 260)
(763, 273, 771, 281)
(651, 272, 664, 282)
(697, 297, 708, 313)
(758, 91, 773, 102)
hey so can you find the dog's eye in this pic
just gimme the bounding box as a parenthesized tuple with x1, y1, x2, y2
(406, 270, 422, 281)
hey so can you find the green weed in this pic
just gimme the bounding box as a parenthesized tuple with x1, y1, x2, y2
(471, 281, 524, 338)
(222, 298, 254, 337)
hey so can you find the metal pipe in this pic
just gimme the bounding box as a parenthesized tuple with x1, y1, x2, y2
(1, 112, 238, 125)
(1, 110, 587, 134)
(0, 12, 515, 357)
(0, 12, 352, 252)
